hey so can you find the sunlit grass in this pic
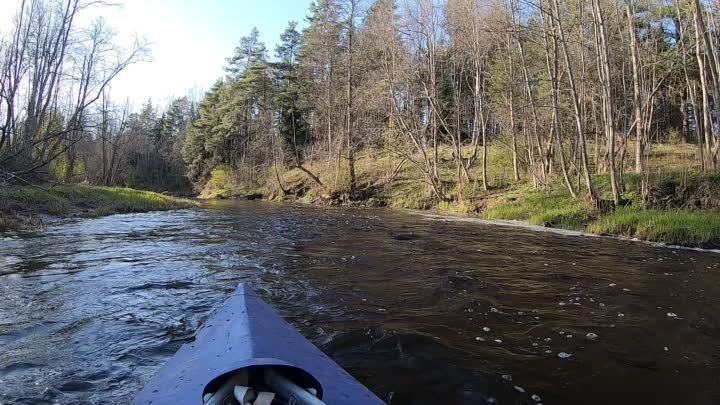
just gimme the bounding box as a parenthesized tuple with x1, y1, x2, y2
(482, 171, 720, 246)
(588, 208, 720, 247)
(483, 182, 594, 229)
(0, 185, 196, 231)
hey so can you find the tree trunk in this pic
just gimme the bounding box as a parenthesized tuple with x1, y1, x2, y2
(694, 14, 714, 169)
(506, 32, 520, 182)
(592, 0, 621, 205)
(346, 14, 356, 195)
(625, 2, 645, 174)
(541, 3, 577, 198)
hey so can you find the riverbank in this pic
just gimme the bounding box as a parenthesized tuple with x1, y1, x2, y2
(483, 173, 720, 248)
(200, 142, 720, 249)
(0, 185, 196, 232)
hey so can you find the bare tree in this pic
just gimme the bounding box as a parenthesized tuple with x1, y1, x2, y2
(549, 0, 597, 200)
(591, 0, 622, 204)
(0, 0, 147, 182)
(446, 0, 495, 191)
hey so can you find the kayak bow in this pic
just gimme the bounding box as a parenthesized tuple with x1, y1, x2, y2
(132, 284, 384, 405)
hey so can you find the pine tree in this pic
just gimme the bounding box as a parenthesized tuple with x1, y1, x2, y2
(275, 21, 310, 160)
(226, 27, 268, 78)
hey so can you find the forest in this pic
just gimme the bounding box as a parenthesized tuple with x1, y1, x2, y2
(3, 0, 720, 244)
(180, 0, 720, 206)
(0, 0, 194, 193)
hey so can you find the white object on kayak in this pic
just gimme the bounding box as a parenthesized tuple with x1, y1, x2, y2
(205, 371, 249, 405)
(233, 386, 255, 403)
(253, 392, 276, 405)
(264, 368, 326, 405)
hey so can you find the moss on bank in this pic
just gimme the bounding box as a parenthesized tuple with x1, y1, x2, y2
(200, 143, 720, 248)
(0, 185, 196, 232)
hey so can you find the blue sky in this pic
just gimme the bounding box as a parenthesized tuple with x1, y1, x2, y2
(1, 0, 315, 106)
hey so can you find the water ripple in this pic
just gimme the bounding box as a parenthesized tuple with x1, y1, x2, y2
(1, 201, 719, 405)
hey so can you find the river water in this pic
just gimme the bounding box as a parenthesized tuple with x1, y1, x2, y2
(1, 201, 719, 405)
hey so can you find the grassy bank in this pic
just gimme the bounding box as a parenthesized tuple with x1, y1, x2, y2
(587, 209, 720, 247)
(484, 173, 720, 248)
(0, 185, 196, 232)
(202, 142, 720, 248)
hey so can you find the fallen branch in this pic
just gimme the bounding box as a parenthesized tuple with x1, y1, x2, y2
(0, 166, 51, 192)
(290, 164, 328, 193)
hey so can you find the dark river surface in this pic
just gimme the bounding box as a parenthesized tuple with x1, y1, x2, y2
(2, 200, 720, 405)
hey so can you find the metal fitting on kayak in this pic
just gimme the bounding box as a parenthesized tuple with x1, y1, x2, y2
(204, 370, 249, 405)
(264, 368, 326, 405)
(204, 367, 325, 405)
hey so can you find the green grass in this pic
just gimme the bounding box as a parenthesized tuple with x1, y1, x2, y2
(0, 185, 196, 232)
(198, 166, 267, 199)
(384, 179, 434, 210)
(0, 186, 73, 215)
(588, 208, 720, 247)
(481, 172, 720, 247)
(483, 183, 594, 229)
(198, 167, 232, 198)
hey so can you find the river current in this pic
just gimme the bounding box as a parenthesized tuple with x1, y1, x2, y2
(1, 201, 719, 404)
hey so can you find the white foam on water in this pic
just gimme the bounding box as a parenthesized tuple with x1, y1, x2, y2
(1, 255, 21, 266)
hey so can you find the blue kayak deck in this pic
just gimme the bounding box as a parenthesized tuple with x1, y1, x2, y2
(132, 284, 384, 405)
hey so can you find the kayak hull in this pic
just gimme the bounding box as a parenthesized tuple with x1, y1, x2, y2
(132, 284, 384, 405)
